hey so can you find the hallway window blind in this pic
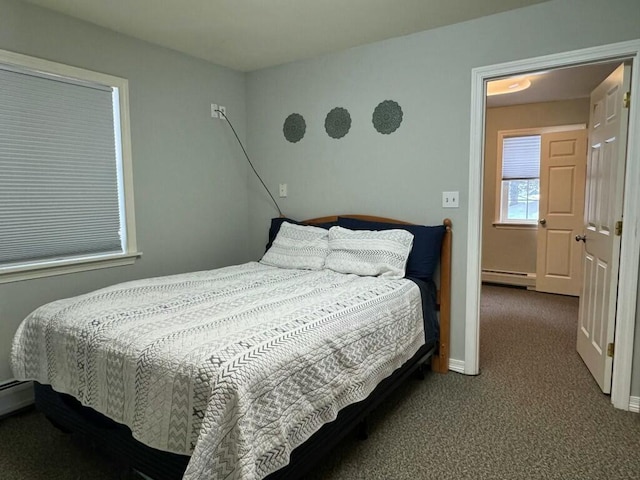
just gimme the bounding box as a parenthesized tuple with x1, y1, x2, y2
(0, 51, 137, 281)
(502, 135, 541, 180)
(500, 135, 541, 223)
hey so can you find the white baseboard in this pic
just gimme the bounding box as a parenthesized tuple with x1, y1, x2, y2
(0, 380, 34, 417)
(448, 358, 465, 374)
(629, 396, 640, 413)
(482, 269, 536, 288)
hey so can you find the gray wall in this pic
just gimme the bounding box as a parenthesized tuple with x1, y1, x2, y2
(0, 0, 251, 381)
(246, 0, 640, 395)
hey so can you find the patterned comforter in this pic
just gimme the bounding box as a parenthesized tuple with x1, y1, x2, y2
(11, 262, 425, 480)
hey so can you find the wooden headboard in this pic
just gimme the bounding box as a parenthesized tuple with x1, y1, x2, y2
(302, 215, 452, 374)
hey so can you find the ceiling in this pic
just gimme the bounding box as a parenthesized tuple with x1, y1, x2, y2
(22, 0, 609, 106)
(22, 0, 550, 72)
(486, 61, 621, 107)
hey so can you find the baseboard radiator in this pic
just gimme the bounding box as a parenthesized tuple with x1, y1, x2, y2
(0, 380, 34, 417)
(482, 269, 536, 288)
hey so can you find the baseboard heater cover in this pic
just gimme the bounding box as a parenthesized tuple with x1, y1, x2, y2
(482, 269, 536, 287)
(0, 380, 34, 417)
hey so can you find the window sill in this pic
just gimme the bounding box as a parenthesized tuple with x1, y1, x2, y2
(0, 252, 142, 284)
(492, 222, 538, 230)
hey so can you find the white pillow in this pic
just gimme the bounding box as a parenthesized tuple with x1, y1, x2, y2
(325, 226, 414, 278)
(260, 221, 329, 270)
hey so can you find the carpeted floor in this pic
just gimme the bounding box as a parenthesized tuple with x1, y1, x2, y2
(1, 285, 638, 479)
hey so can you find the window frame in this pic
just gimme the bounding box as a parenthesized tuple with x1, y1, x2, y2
(0, 48, 139, 284)
(493, 125, 586, 228)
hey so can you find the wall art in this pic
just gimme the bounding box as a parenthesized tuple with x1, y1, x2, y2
(283, 113, 306, 143)
(372, 100, 403, 134)
(324, 107, 351, 139)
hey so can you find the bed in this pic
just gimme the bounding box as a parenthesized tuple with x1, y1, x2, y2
(11, 215, 452, 480)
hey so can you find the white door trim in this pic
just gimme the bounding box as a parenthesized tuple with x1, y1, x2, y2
(466, 39, 640, 410)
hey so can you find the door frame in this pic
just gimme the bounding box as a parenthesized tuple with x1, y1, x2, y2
(465, 39, 640, 410)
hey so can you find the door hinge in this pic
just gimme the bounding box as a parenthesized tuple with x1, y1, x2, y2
(607, 342, 615, 357)
(623, 91, 630, 109)
(615, 220, 623, 236)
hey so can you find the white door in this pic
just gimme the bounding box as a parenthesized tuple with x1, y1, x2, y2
(536, 129, 587, 296)
(577, 63, 631, 393)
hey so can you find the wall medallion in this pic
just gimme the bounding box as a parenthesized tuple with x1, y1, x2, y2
(324, 107, 351, 139)
(372, 100, 403, 134)
(283, 113, 306, 143)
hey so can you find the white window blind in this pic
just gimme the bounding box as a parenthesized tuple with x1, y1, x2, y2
(0, 65, 124, 268)
(501, 135, 541, 180)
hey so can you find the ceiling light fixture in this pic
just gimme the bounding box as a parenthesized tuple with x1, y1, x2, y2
(487, 77, 532, 96)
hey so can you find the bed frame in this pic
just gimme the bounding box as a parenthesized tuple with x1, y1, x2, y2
(34, 216, 452, 480)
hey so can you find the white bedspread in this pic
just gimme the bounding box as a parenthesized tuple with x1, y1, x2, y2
(11, 262, 425, 480)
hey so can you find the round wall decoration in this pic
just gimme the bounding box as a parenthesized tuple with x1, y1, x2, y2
(372, 100, 403, 134)
(324, 107, 351, 139)
(283, 113, 306, 143)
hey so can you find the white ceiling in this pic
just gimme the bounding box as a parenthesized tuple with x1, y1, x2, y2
(486, 61, 621, 107)
(22, 0, 607, 106)
(22, 0, 550, 72)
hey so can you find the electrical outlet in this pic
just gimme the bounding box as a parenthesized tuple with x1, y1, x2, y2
(442, 191, 459, 208)
(218, 106, 226, 118)
(279, 184, 288, 198)
(211, 103, 218, 118)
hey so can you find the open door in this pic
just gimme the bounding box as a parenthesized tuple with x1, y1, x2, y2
(577, 63, 631, 393)
(536, 129, 587, 296)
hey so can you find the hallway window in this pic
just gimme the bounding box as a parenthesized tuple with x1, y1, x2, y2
(499, 134, 541, 223)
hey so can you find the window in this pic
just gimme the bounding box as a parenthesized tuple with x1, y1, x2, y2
(498, 134, 541, 224)
(0, 49, 137, 283)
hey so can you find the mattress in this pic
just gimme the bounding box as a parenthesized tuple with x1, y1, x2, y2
(12, 262, 428, 480)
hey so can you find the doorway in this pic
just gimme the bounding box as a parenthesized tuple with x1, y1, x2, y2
(465, 40, 640, 410)
(480, 61, 619, 396)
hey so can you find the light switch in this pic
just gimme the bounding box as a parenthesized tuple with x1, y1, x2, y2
(279, 184, 288, 198)
(442, 191, 459, 208)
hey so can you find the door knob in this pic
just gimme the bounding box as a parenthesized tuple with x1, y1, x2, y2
(575, 234, 586, 242)
(539, 218, 547, 226)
